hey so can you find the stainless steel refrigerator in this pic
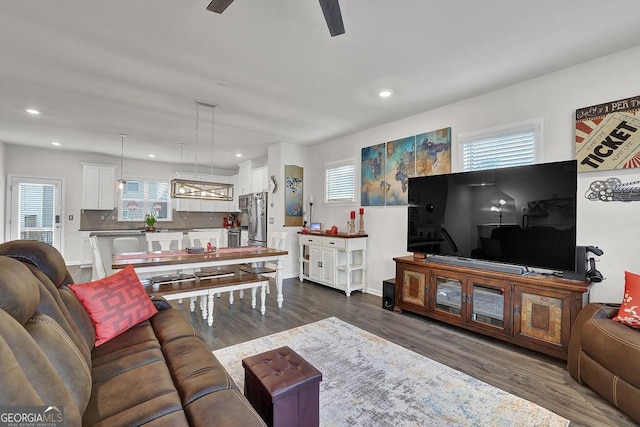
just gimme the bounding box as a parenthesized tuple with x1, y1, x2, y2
(247, 191, 268, 246)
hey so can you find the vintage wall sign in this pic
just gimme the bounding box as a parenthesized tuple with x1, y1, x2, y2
(576, 95, 640, 172)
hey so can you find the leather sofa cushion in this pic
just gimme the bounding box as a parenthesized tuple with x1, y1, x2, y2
(185, 388, 267, 427)
(163, 336, 236, 405)
(0, 257, 40, 324)
(0, 309, 84, 426)
(92, 320, 159, 365)
(581, 317, 640, 389)
(150, 308, 200, 344)
(0, 240, 71, 288)
(84, 356, 184, 426)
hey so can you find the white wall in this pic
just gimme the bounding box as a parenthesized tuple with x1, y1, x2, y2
(308, 45, 640, 303)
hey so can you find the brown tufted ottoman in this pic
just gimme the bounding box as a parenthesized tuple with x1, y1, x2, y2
(242, 346, 322, 427)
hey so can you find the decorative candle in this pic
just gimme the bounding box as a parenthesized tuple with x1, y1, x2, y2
(359, 208, 364, 215)
(350, 210, 356, 219)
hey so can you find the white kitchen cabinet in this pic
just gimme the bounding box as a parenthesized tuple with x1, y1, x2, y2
(82, 164, 116, 210)
(237, 160, 253, 196)
(298, 233, 367, 296)
(251, 166, 269, 193)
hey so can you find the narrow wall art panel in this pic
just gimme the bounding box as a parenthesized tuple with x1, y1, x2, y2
(415, 127, 451, 177)
(284, 165, 303, 226)
(361, 143, 386, 206)
(385, 136, 415, 206)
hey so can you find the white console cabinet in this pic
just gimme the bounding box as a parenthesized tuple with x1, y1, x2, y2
(298, 233, 367, 296)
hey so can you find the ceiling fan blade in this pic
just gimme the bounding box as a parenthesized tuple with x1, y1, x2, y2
(319, 0, 345, 37)
(207, 0, 234, 14)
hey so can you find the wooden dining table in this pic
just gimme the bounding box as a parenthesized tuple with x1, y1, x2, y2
(112, 246, 288, 308)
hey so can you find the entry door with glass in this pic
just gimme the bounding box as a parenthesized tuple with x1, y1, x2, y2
(10, 177, 63, 251)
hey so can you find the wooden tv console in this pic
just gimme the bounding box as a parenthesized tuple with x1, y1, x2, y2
(393, 255, 592, 360)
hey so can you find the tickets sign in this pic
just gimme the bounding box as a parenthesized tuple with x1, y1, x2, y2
(575, 95, 640, 172)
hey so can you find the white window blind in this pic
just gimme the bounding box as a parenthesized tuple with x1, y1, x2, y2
(460, 118, 541, 172)
(325, 161, 355, 203)
(18, 183, 55, 244)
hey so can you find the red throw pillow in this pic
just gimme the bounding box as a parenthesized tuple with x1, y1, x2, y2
(69, 265, 157, 346)
(613, 271, 640, 329)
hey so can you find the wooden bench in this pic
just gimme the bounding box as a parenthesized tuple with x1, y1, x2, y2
(144, 271, 269, 326)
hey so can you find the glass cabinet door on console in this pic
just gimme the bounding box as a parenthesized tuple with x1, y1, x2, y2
(430, 271, 511, 337)
(468, 279, 511, 335)
(434, 276, 463, 318)
(431, 270, 467, 321)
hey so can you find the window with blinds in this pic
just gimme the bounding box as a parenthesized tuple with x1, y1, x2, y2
(325, 160, 356, 203)
(119, 179, 172, 221)
(18, 183, 55, 244)
(460, 118, 541, 171)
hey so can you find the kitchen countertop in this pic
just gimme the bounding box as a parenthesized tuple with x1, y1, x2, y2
(87, 227, 237, 237)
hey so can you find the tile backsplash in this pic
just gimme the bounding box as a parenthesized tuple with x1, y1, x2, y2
(80, 209, 233, 231)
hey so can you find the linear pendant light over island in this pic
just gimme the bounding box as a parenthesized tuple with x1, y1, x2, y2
(170, 100, 234, 201)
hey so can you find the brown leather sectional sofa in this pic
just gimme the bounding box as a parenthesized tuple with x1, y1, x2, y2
(568, 302, 640, 424)
(0, 240, 266, 426)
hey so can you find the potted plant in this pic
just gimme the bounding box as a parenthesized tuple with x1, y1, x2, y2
(144, 211, 157, 232)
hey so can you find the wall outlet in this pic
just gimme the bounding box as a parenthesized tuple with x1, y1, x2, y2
(68, 215, 73, 221)
(269, 217, 274, 224)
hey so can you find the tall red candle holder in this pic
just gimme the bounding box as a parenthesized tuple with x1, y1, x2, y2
(358, 209, 366, 234)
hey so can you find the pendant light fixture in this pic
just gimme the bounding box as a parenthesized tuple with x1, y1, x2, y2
(170, 100, 233, 200)
(117, 133, 127, 191)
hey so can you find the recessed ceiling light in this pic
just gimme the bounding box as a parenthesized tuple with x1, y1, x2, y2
(235, 153, 242, 158)
(51, 141, 61, 146)
(378, 90, 393, 98)
(25, 108, 41, 115)
(148, 154, 156, 158)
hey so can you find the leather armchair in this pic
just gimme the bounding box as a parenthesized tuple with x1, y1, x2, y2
(568, 302, 640, 424)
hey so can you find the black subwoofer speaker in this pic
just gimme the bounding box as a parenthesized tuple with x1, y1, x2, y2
(382, 278, 395, 311)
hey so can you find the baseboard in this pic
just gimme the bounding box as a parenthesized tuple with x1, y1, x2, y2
(366, 288, 382, 297)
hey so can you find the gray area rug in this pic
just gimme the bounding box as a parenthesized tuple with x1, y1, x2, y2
(213, 317, 569, 427)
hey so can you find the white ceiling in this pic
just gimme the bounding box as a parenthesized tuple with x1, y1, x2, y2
(2, 1, 640, 171)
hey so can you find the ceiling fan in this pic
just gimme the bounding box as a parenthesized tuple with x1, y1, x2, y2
(206, 0, 346, 37)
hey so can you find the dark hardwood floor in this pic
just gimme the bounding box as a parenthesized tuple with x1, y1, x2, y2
(70, 266, 634, 426)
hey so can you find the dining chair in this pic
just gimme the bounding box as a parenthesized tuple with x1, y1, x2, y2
(112, 237, 141, 254)
(145, 232, 194, 288)
(146, 232, 185, 252)
(240, 231, 288, 294)
(89, 235, 107, 280)
(188, 230, 236, 278)
(187, 230, 225, 250)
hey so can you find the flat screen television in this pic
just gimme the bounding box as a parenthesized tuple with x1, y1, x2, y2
(407, 160, 577, 272)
